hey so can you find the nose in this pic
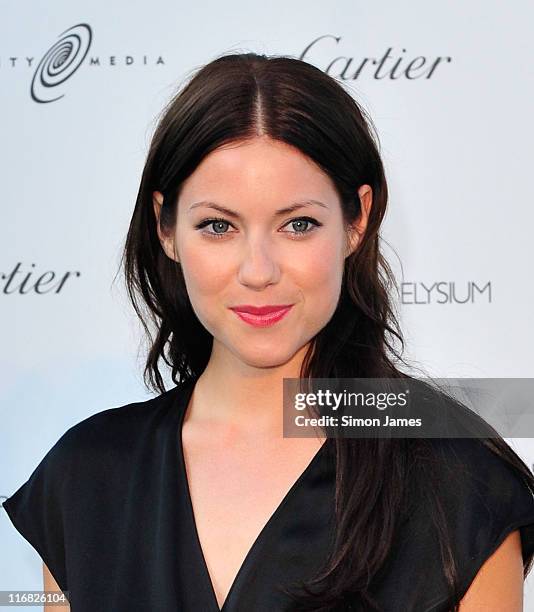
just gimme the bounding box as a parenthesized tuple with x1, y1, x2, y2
(237, 239, 280, 289)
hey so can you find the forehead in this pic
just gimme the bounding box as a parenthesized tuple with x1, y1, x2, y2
(178, 137, 338, 210)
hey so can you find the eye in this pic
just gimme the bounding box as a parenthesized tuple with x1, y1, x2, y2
(194, 217, 235, 239)
(280, 216, 322, 238)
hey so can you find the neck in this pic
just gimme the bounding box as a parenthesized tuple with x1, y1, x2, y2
(187, 340, 312, 435)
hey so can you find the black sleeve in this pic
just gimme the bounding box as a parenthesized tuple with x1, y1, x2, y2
(418, 437, 534, 610)
(370, 436, 534, 612)
(451, 439, 534, 588)
(2, 430, 73, 596)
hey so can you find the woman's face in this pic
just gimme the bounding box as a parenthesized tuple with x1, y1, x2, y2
(154, 135, 371, 370)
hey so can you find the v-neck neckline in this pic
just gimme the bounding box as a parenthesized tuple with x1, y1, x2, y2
(174, 377, 328, 612)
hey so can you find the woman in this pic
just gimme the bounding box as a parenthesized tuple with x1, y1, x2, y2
(3, 52, 534, 612)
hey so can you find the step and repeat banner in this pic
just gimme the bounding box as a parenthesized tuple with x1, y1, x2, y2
(1, 0, 533, 608)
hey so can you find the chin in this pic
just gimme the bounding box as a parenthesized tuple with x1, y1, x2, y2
(235, 344, 298, 369)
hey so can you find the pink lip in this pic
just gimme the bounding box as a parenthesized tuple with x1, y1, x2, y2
(230, 304, 294, 315)
(229, 304, 293, 328)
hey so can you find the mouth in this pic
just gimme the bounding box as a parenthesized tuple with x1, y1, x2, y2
(229, 304, 294, 328)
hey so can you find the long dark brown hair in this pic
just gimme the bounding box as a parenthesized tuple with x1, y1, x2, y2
(119, 51, 534, 610)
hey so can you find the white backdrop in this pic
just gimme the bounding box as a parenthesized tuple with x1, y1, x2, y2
(2, 0, 533, 609)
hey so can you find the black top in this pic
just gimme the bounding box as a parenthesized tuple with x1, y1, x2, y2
(3, 376, 534, 611)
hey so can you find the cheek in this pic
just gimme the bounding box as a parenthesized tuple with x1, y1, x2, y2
(181, 249, 222, 290)
(293, 238, 345, 319)
(178, 244, 228, 327)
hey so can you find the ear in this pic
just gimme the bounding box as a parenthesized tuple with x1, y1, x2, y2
(345, 184, 372, 258)
(152, 191, 179, 263)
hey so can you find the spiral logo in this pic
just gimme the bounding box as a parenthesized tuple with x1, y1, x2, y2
(30, 23, 92, 103)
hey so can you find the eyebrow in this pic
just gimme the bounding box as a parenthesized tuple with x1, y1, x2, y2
(187, 199, 329, 219)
